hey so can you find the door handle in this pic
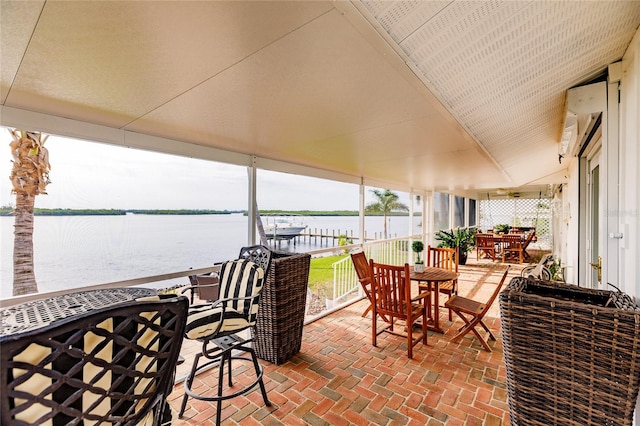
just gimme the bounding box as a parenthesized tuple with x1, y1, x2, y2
(589, 256, 602, 283)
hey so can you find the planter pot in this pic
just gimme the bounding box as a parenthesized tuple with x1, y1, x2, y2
(499, 277, 640, 426)
(414, 263, 424, 273)
(458, 251, 468, 265)
(250, 250, 311, 365)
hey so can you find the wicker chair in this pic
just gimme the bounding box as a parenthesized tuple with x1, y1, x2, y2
(179, 259, 271, 425)
(0, 294, 188, 426)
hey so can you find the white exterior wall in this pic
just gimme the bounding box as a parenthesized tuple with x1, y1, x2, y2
(618, 28, 640, 426)
(557, 28, 639, 294)
(619, 29, 639, 300)
(561, 160, 581, 285)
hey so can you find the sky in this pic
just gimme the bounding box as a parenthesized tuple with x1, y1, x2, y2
(1, 128, 411, 211)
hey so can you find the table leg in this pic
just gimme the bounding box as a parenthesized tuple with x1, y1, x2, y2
(431, 281, 443, 333)
(415, 280, 445, 333)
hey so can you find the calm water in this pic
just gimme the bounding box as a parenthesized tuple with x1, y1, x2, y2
(1, 214, 418, 298)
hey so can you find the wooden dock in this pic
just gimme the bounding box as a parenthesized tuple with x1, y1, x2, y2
(268, 228, 383, 247)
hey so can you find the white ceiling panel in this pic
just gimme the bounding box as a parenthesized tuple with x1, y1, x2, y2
(0, 0, 45, 104)
(4, 1, 333, 126)
(361, 0, 640, 188)
(1, 0, 639, 198)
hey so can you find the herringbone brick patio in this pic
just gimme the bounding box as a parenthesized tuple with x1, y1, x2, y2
(169, 257, 523, 425)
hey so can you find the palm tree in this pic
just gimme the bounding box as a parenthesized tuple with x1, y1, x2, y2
(366, 189, 408, 239)
(9, 129, 51, 295)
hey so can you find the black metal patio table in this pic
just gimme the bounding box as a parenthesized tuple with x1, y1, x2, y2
(0, 287, 156, 336)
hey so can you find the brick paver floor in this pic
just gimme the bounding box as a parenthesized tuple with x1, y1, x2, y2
(169, 256, 524, 425)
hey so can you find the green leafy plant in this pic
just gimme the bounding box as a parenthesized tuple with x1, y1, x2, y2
(337, 234, 353, 254)
(337, 234, 353, 246)
(494, 223, 510, 234)
(412, 240, 424, 264)
(435, 227, 477, 265)
(549, 257, 563, 281)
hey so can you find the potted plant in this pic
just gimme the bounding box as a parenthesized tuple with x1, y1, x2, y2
(434, 227, 476, 265)
(494, 223, 510, 234)
(412, 240, 425, 272)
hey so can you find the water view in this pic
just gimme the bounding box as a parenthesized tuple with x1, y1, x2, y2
(1, 214, 420, 299)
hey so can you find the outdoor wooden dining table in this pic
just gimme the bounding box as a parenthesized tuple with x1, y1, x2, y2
(409, 266, 459, 333)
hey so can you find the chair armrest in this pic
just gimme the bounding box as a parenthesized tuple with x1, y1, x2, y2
(411, 292, 430, 303)
(180, 284, 218, 295)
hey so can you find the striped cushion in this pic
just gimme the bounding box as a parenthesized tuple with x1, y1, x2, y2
(185, 260, 264, 340)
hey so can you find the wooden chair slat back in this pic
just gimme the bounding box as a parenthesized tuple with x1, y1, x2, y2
(476, 233, 495, 248)
(480, 266, 511, 318)
(351, 251, 371, 284)
(369, 260, 411, 316)
(427, 246, 458, 273)
(501, 234, 523, 249)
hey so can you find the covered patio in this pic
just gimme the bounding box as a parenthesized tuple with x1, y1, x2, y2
(170, 256, 522, 425)
(2, 1, 639, 425)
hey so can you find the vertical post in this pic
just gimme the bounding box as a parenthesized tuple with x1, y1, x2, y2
(409, 191, 416, 264)
(605, 75, 620, 288)
(425, 191, 434, 246)
(247, 157, 258, 245)
(359, 179, 365, 246)
(422, 191, 428, 243)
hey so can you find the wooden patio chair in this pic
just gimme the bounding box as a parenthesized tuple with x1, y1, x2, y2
(501, 234, 524, 263)
(370, 260, 429, 359)
(350, 251, 375, 318)
(444, 265, 510, 352)
(521, 229, 536, 261)
(476, 233, 497, 261)
(426, 245, 458, 321)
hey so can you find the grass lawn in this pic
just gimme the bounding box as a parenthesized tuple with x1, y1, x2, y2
(308, 253, 350, 295)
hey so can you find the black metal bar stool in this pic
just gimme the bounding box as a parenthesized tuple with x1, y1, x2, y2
(179, 259, 271, 425)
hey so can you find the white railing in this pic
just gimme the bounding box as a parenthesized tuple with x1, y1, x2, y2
(2, 236, 419, 321)
(306, 235, 417, 322)
(0, 265, 220, 308)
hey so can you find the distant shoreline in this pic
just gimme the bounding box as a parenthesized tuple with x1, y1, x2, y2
(0, 208, 416, 217)
(0, 208, 242, 217)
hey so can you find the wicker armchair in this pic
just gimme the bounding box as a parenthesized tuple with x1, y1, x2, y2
(0, 294, 188, 426)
